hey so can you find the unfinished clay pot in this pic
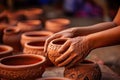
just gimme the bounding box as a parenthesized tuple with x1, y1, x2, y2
(3, 27, 22, 53)
(21, 30, 53, 47)
(17, 20, 42, 32)
(113, 8, 120, 25)
(0, 54, 46, 80)
(47, 38, 68, 66)
(64, 60, 101, 80)
(45, 18, 70, 33)
(0, 45, 13, 58)
(23, 40, 45, 55)
(37, 77, 71, 80)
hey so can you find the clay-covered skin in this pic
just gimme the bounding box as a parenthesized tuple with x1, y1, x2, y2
(55, 36, 93, 68)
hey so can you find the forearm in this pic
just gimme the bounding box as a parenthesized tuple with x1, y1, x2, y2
(87, 26, 120, 49)
(73, 22, 117, 36)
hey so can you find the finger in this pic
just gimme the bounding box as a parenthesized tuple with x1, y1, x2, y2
(66, 55, 83, 68)
(57, 53, 77, 67)
(55, 46, 74, 63)
(58, 40, 71, 53)
(61, 33, 73, 38)
(44, 34, 61, 53)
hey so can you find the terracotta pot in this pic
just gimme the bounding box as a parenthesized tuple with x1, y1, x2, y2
(3, 27, 22, 53)
(45, 18, 70, 33)
(37, 77, 71, 80)
(47, 38, 68, 66)
(0, 45, 13, 58)
(64, 60, 101, 80)
(21, 30, 53, 47)
(17, 20, 42, 32)
(23, 40, 54, 67)
(0, 54, 46, 80)
(23, 40, 45, 55)
(24, 8, 43, 20)
(113, 8, 120, 25)
(0, 24, 8, 43)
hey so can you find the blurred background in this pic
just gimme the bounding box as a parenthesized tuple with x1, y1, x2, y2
(0, 0, 120, 79)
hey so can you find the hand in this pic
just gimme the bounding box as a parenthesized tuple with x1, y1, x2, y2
(55, 36, 93, 68)
(44, 28, 77, 53)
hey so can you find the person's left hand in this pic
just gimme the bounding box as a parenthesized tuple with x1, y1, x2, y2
(55, 36, 93, 68)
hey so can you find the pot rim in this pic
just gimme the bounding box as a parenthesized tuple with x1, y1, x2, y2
(25, 40, 45, 49)
(0, 45, 13, 55)
(50, 38, 69, 46)
(4, 27, 20, 35)
(0, 54, 46, 69)
(36, 77, 71, 80)
(21, 30, 53, 39)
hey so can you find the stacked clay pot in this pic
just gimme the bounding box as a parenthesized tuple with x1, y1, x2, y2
(3, 27, 22, 53)
(21, 30, 53, 47)
(64, 60, 101, 80)
(17, 20, 42, 32)
(0, 45, 13, 58)
(45, 18, 70, 33)
(0, 54, 46, 80)
(47, 38, 102, 80)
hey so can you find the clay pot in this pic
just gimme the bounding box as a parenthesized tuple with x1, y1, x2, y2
(23, 40, 54, 67)
(0, 54, 46, 80)
(64, 60, 101, 80)
(0, 24, 8, 43)
(37, 77, 71, 80)
(3, 27, 22, 53)
(24, 8, 43, 20)
(45, 18, 70, 33)
(47, 38, 68, 66)
(21, 30, 53, 47)
(0, 45, 13, 58)
(17, 20, 42, 32)
(23, 40, 45, 55)
(113, 8, 120, 25)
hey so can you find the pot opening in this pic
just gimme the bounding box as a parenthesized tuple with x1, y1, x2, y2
(53, 39, 67, 45)
(0, 47, 7, 52)
(81, 60, 93, 64)
(1, 56, 42, 66)
(28, 41, 45, 47)
(27, 34, 48, 37)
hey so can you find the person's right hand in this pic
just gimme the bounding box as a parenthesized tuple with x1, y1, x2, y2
(44, 28, 77, 53)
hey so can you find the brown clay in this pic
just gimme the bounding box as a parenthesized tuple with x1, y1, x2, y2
(23, 40, 45, 55)
(17, 20, 42, 32)
(3, 27, 22, 53)
(37, 77, 72, 80)
(113, 8, 120, 25)
(64, 60, 101, 80)
(0, 54, 46, 80)
(21, 30, 53, 47)
(0, 45, 13, 58)
(24, 8, 43, 20)
(47, 38, 68, 66)
(23, 40, 54, 67)
(45, 18, 70, 33)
